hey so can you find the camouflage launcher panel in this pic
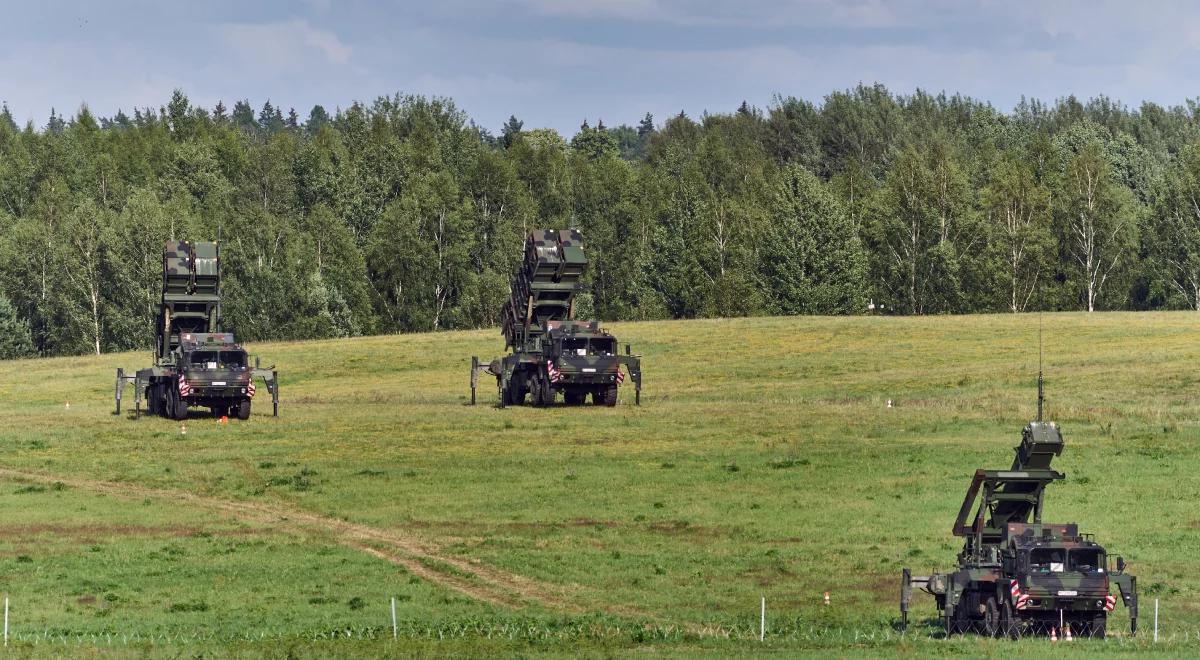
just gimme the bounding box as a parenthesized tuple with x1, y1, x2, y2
(500, 229, 587, 351)
(157, 240, 221, 364)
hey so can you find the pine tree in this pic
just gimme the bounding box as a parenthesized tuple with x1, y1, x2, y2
(637, 112, 654, 138)
(306, 105, 330, 134)
(500, 115, 523, 148)
(232, 100, 256, 132)
(46, 108, 65, 134)
(0, 104, 15, 132)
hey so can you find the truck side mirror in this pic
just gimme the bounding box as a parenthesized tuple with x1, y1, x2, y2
(1117, 556, 1126, 573)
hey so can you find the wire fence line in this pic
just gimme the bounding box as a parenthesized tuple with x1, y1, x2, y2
(7, 621, 1200, 648)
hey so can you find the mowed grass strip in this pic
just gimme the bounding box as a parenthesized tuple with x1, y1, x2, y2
(0, 312, 1197, 653)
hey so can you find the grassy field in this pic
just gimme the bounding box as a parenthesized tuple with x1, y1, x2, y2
(0, 312, 1199, 656)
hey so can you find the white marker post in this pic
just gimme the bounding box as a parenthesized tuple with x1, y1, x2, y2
(391, 597, 397, 640)
(760, 596, 765, 642)
(1154, 599, 1159, 643)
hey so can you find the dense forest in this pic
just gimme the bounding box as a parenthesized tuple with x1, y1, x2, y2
(2, 85, 1200, 357)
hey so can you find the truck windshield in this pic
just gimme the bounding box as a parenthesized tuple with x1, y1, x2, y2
(561, 337, 616, 356)
(1029, 548, 1066, 573)
(1068, 548, 1104, 573)
(189, 351, 246, 369)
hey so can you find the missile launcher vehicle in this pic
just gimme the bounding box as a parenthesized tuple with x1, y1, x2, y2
(115, 240, 279, 420)
(900, 378, 1137, 638)
(471, 229, 642, 407)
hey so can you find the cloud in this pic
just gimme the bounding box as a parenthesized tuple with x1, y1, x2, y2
(219, 18, 351, 70)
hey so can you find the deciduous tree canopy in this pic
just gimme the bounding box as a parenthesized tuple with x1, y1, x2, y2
(0, 86, 1196, 356)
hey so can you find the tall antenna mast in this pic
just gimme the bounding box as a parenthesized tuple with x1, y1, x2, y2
(216, 226, 223, 331)
(1037, 312, 1044, 422)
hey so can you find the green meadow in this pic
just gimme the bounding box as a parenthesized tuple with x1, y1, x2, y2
(0, 312, 1198, 656)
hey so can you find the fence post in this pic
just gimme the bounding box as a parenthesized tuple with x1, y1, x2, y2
(760, 596, 765, 642)
(391, 597, 397, 640)
(1154, 599, 1159, 643)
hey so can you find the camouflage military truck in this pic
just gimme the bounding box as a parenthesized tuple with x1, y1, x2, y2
(470, 229, 642, 407)
(900, 383, 1137, 638)
(115, 240, 279, 420)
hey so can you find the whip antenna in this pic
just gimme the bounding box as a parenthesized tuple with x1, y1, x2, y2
(1037, 312, 1044, 422)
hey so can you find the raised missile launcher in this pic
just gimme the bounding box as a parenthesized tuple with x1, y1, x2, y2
(115, 240, 279, 420)
(470, 229, 642, 407)
(900, 377, 1137, 638)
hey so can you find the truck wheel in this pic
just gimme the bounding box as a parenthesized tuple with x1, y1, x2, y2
(982, 595, 1001, 637)
(171, 390, 188, 421)
(236, 399, 251, 420)
(1089, 612, 1106, 639)
(529, 377, 543, 407)
(600, 385, 618, 407)
(1001, 599, 1019, 639)
(538, 374, 555, 406)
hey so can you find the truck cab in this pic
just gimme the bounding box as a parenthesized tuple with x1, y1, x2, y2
(176, 333, 256, 419)
(545, 321, 627, 405)
(1001, 523, 1121, 636)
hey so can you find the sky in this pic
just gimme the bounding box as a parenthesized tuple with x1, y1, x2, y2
(3, 0, 1200, 136)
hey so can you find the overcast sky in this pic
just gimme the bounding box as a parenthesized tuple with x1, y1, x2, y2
(3, 1, 1200, 136)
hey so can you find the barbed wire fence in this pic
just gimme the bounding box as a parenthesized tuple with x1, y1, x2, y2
(0, 597, 1192, 648)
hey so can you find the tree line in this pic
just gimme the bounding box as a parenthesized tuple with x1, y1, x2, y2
(2, 85, 1200, 357)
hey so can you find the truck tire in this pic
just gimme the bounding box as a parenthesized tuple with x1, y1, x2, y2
(236, 399, 251, 420)
(982, 595, 1001, 637)
(600, 385, 618, 407)
(1001, 599, 1019, 639)
(528, 377, 543, 407)
(171, 389, 188, 421)
(1088, 612, 1106, 639)
(148, 384, 161, 416)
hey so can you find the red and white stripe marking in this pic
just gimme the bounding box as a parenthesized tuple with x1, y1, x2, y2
(1010, 579, 1031, 610)
(178, 374, 192, 397)
(1105, 594, 1117, 611)
(615, 369, 625, 384)
(547, 361, 562, 383)
(247, 381, 256, 398)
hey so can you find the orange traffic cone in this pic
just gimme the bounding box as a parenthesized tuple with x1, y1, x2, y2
(219, 415, 229, 425)
(1050, 626, 1058, 642)
(1064, 623, 1073, 641)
